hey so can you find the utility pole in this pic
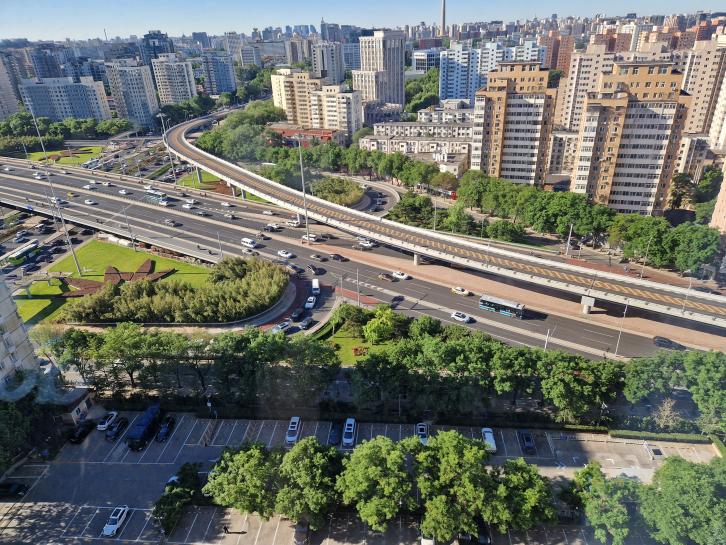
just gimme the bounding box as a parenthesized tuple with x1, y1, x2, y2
(639, 234, 654, 279)
(217, 232, 223, 258)
(564, 223, 574, 257)
(157, 113, 178, 185)
(614, 301, 629, 357)
(295, 138, 311, 243)
(122, 205, 136, 252)
(356, 268, 360, 307)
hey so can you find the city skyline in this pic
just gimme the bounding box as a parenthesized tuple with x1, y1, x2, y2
(2, 0, 726, 41)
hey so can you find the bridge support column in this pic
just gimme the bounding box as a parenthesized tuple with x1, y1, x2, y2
(581, 296, 595, 315)
(413, 253, 420, 266)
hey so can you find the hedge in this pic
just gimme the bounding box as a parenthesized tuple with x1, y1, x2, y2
(609, 429, 712, 444)
(709, 435, 726, 457)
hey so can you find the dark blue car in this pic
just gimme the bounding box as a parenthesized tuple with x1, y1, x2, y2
(155, 415, 176, 442)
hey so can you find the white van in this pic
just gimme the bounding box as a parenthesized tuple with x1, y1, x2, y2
(481, 427, 497, 454)
(241, 237, 257, 249)
(286, 416, 301, 445)
(311, 278, 320, 296)
(342, 418, 356, 447)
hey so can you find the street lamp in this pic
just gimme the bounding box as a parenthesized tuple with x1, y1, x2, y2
(157, 113, 178, 185)
(614, 300, 629, 357)
(639, 234, 654, 279)
(292, 136, 311, 243)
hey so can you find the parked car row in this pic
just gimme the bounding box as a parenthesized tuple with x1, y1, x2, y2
(66, 408, 175, 449)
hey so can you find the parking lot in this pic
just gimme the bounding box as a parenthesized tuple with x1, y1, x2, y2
(0, 413, 716, 545)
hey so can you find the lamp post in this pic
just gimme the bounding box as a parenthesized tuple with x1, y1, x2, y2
(614, 300, 629, 357)
(293, 136, 311, 243)
(157, 113, 178, 185)
(639, 234, 654, 279)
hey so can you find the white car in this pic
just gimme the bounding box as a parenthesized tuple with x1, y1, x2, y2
(451, 311, 472, 323)
(2, 166, 12, 172)
(358, 240, 375, 248)
(356, 236, 369, 242)
(84, 199, 96, 205)
(304, 296, 316, 309)
(285, 416, 301, 445)
(220, 201, 231, 207)
(481, 427, 497, 454)
(143, 185, 153, 190)
(101, 181, 111, 187)
(182, 203, 194, 209)
(277, 249, 294, 259)
(118, 189, 129, 195)
(416, 423, 429, 445)
(271, 321, 290, 334)
(60, 169, 68, 174)
(451, 286, 471, 296)
(301, 234, 317, 243)
(102, 505, 129, 537)
(286, 220, 301, 228)
(89, 180, 97, 185)
(262, 209, 275, 216)
(97, 411, 118, 431)
(266, 223, 280, 230)
(159, 200, 169, 207)
(184, 198, 196, 204)
(223, 213, 235, 219)
(392, 271, 410, 280)
(82, 184, 92, 190)
(163, 219, 177, 226)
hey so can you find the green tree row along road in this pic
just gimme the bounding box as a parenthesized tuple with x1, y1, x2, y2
(203, 432, 554, 541)
(0, 111, 131, 155)
(43, 305, 725, 433)
(195, 100, 722, 274)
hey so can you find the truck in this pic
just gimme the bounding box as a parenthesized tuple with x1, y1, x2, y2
(125, 403, 162, 451)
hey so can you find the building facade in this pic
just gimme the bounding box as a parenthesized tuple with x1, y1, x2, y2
(413, 48, 442, 72)
(471, 62, 557, 185)
(352, 30, 405, 106)
(680, 40, 726, 134)
(0, 277, 38, 386)
(19, 76, 111, 121)
(201, 52, 236, 95)
(342, 43, 361, 70)
(151, 53, 197, 105)
(240, 45, 262, 67)
(105, 60, 159, 128)
(0, 54, 20, 120)
(140, 30, 175, 67)
(311, 42, 345, 84)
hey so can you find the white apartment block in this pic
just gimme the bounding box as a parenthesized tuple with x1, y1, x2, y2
(710, 72, 726, 153)
(19, 76, 110, 122)
(359, 134, 470, 156)
(0, 277, 38, 386)
(152, 53, 197, 105)
(413, 48, 442, 72)
(0, 54, 19, 120)
(372, 121, 472, 139)
(312, 42, 345, 84)
(681, 40, 726, 134)
(201, 52, 236, 95)
(417, 103, 473, 123)
(353, 30, 405, 106)
(105, 60, 159, 128)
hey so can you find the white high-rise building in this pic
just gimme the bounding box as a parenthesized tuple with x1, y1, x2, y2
(353, 30, 405, 106)
(0, 277, 38, 386)
(19, 76, 111, 121)
(710, 72, 726, 153)
(201, 52, 236, 95)
(0, 54, 20, 120)
(681, 40, 726, 135)
(151, 53, 197, 105)
(105, 60, 159, 128)
(312, 42, 345, 84)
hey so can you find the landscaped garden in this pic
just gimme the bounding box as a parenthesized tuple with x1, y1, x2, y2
(27, 146, 103, 165)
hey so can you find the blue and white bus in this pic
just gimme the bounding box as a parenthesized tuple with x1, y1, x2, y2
(4, 239, 41, 266)
(479, 294, 525, 319)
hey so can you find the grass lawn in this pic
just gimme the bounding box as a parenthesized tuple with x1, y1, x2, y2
(323, 329, 393, 366)
(13, 279, 68, 324)
(177, 169, 220, 189)
(245, 193, 268, 203)
(27, 146, 103, 165)
(49, 240, 210, 288)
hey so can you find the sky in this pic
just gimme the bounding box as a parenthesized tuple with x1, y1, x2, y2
(1, 0, 723, 41)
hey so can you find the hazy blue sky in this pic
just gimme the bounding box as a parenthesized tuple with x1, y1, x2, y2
(1, 0, 722, 41)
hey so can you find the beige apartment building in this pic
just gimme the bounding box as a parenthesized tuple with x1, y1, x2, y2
(352, 30, 405, 106)
(681, 40, 726, 134)
(710, 178, 726, 234)
(709, 69, 726, 153)
(0, 278, 37, 386)
(470, 62, 557, 185)
(151, 53, 197, 106)
(271, 68, 362, 137)
(571, 61, 690, 215)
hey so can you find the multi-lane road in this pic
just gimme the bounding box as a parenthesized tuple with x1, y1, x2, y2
(0, 161, 666, 359)
(163, 114, 726, 329)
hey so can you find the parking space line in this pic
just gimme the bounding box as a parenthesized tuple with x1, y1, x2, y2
(60, 504, 85, 537)
(183, 511, 199, 544)
(135, 512, 152, 542)
(325, 423, 333, 445)
(267, 421, 278, 449)
(155, 415, 187, 463)
(271, 516, 282, 545)
(111, 508, 136, 539)
(103, 414, 139, 463)
(254, 422, 265, 443)
(174, 421, 202, 465)
(202, 507, 217, 542)
(562, 529, 570, 545)
(499, 430, 508, 457)
(235, 514, 249, 545)
(81, 507, 100, 538)
(225, 421, 239, 446)
(580, 528, 590, 545)
(253, 515, 264, 545)
(211, 421, 226, 446)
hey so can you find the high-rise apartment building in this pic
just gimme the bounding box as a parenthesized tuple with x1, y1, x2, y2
(352, 30, 405, 106)
(151, 53, 197, 105)
(223, 32, 242, 59)
(312, 42, 345, 84)
(538, 30, 575, 74)
(192, 32, 211, 50)
(571, 61, 690, 215)
(201, 52, 236, 95)
(240, 45, 262, 67)
(0, 277, 38, 386)
(709, 72, 726, 153)
(470, 62, 557, 185)
(710, 175, 726, 234)
(19, 76, 111, 121)
(28, 48, 62, 79)
(140, 30, 175, 66)
(285, 38, 308, 65)
(0, 54, 20, 120)
(105, 60, 159, 128)
(681, 40, 726, 134)
(342, 43, 361, 70)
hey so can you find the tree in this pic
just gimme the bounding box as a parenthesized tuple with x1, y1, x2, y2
(652, 398, 681, 431)
(275, 437, 340, 530)
(623, 352, 680, 403)
(363, 306, 404, 344)
(203, 444, 281, 519)
(547, 69, 564, 89)
(429, 172, 458, 191)
(487, 220, 525, 242)
(0, 402, 31, 474)
(336, 436, 413, 532)
(352, 127, 373, 145)
(669, 172, 695, 209)
(639, 457, 726, 545)
(574, 462, 633, 545)
(665, 223, 720, 273)
(695, 167, 722, 203)
(216, 92, 234, 107)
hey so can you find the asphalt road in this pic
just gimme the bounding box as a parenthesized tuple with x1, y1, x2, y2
(0, 164, 663, 359)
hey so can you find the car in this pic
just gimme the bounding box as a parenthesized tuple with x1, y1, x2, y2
(286, 220, 301, 228)
(328, 253, 347, 262)
(309, 254, 327, 262)
(266, 223, 280, 230)
(480, 428, 497, 454)
(195, 210, 210, 217)
(304, 296, 317, 309)
(163, 219, 177, 227)
(271, 321, 291, 334)
(290, 307, 305, 321)
(101, 181, 111, 186)
(143, 185, 153, 190)
(277, 249, 294, 259)
(307, 264, 320, 275)
(83, 199, 96, 205)
(328, 421, 343, 445)
(223, 213, 235, 219)
(378, 273, 394, 282)
(358, 239, 375, 248)
(158, 200, 169, 206)
(156, 415, 176, 442)
(451, 311, 472, 323)
(82, 184, 92, 190)
(220, 201, 231, 207)
(2, 166, 11, 172)
(342, 417, 357, 447)
(286, 264, 304, 275)
(102, 505, 129, 537)
(262, 209, 275, 216)
(286, 416, 301, 445)
(68, 420, 95, 444)
(392, 271, 410, 280)
(299, 316, 314, 330)
(294, 522, 310, 545)
(0, 482, 29, 499)
(692, 286, 716, 294)
(416, 423, 429, 445)
(301, 234, 317, 243)
(421, 536, 435, 545)
(89, 180, 97, 185)
(182, 203, 194, 209)
(653, 336, 687, 351)
(105, 417, 129, 441)
(96, 411, 118, 431)
(451, 286, 471, 296)
(518, 430, 536, 455)
(184, 198, 196, 204)
(241, 248, 259, 256)
(118, 189, 129, 195)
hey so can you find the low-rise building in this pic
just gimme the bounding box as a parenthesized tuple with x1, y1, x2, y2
(372, 121, 472, 139)
(267, 122, 348, 147)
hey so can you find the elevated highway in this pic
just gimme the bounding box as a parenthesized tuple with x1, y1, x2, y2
(162, 114, 726, 329)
